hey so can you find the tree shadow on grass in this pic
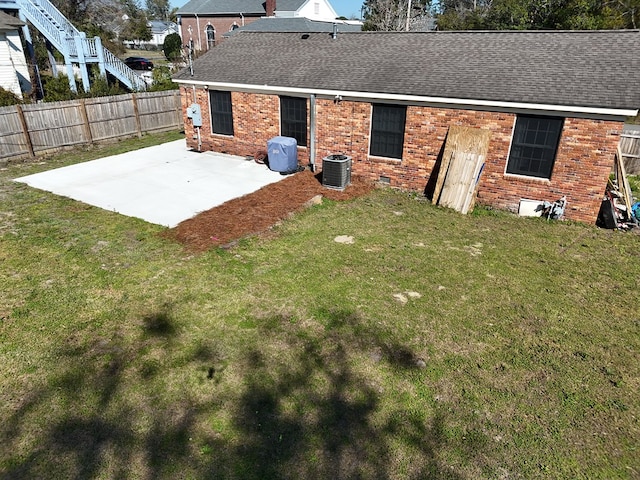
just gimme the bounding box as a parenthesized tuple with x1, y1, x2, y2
(0, 303, 190, 480)
(142, 305, 177, 337)
(205, 308, 468, 479)
(1, 305, 477, 479)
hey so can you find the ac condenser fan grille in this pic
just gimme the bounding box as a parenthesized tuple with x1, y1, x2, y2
(322, 155, 351, 190)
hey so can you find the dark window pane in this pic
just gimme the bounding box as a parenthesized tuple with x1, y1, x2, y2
(370, 104, 406, 159)
(506, 115, 563, 179)
(280, 96, 307, 146)
(209, 91, 233, 136)
(206, 25, 215, 49)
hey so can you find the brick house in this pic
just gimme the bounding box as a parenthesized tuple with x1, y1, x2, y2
(172, 30, 640, 224)
(222, 17, 363, 39)
(176, 0, 340, 52)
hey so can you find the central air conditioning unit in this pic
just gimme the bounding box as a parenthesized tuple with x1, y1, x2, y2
(322, 154, 351, 190)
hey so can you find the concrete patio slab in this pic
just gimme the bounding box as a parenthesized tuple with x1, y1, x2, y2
(14, 139, 285, 227)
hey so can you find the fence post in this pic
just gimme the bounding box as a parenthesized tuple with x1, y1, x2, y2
(131, 93, 143, 138)
(15, 104, 35, 158)
(79, 99, 93, 145)
(175, 90, 184, 129)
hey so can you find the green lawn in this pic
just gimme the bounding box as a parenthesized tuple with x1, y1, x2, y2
(1, 133, 638, 479)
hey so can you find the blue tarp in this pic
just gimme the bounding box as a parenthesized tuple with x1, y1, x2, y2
(267, 136, 298, 173)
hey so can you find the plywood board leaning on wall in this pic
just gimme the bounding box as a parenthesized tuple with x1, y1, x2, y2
(615, 145, 635, 216)
(432, 126, 492, 214)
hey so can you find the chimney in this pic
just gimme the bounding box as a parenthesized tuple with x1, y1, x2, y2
(266, 0, 276, 17)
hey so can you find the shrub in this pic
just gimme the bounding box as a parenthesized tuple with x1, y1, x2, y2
(163, 33, 182, 62)
(42, 74, 80, 102)
(149, 66, 177, 91)
(84, 68, 128, 97)
(0, 87, 23, 107)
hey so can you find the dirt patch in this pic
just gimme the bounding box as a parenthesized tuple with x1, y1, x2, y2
(164, 170, 375, 252)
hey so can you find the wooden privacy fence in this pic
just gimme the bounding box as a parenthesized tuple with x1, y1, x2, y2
(618, 125, 640, 175)
(0, 90, 183, 160)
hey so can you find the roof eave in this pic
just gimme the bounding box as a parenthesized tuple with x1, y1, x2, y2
(177, 10, 264, 15)
(172, 79, 637, 120)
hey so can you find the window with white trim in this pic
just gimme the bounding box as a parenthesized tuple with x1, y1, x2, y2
(506, 115, 563, 179)
(370, 104, 406, 159)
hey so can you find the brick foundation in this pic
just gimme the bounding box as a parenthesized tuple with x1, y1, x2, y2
(180, 86, 622, 224)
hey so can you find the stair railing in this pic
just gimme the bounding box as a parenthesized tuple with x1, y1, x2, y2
(28, 0, 78, 37)
(18, 0, 65, 49)
(102, 48, 148, 90)
(18, 0, 147, 91)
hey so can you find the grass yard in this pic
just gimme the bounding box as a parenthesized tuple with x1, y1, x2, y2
(1, 133, 639, 479)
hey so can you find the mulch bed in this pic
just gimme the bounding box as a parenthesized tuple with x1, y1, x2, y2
(163, 170, 375, 252)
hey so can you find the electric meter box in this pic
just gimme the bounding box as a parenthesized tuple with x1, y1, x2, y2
(187, 104, 202, 127)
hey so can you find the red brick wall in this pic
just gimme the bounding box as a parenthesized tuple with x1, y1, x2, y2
(179, 15, 260, 51)
(180, 86, 622, 223)
(479, 117, 621, 223)
(315, 100, 515, 192)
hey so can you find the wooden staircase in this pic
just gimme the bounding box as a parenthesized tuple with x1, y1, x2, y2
(1, 0, 147, 92)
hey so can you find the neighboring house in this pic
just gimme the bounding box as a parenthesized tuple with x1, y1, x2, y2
(150, 20, 179, 46)
(0, 10, 30, 98)
(223, 17, 362, 38)
(272, 0, 338, 19)
(147, 20, 179, 48)
(172, 30, 640, 224)
(121, 19, 179, 49)
(176, 0, 340, 52)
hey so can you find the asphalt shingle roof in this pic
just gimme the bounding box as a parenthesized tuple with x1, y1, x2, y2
(177, 0, 265, 15)
(176, 0, 306, 15)
(148, 20, 178, 34)
(0, 10, 25, 30)
(224, 18, 362, 36)
(273, 0, 307, 11)
(174, 30, 640, 111)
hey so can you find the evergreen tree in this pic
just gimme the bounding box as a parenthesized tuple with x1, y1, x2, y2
(163, 33, 183, 62)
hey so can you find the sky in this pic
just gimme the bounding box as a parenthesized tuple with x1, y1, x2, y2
(169, 0, 366, 20)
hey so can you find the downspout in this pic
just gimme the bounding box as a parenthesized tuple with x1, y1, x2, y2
(309, 94, 316, 172)
(195, 13, 202, 51)
(193, 84, 201, 151)
(240, 13, 245, 26)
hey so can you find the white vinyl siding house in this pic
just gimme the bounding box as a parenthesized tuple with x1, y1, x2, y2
(279, 0, 338, 20)
(0, 12, 30, 98)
